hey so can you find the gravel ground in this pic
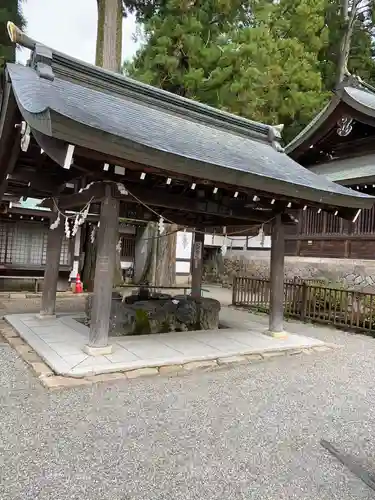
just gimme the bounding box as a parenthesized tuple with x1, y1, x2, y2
(1, 308, 375, 500)
(0, 296, 86, 316)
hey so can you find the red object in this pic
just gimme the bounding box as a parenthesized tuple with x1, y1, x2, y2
(75, 273, 83, 294)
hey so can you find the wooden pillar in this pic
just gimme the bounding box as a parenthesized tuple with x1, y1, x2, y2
(85, 186, 119, 355)
(40, 209, 64, 317)
(268, 213, 287, 338)
(191, 230, 204, 298)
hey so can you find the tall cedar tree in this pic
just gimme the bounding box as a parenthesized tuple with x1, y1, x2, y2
(125, 0, 327, 142)
(126, 0, 375, 141)
(0, 0, 25, 71)
(251, 0, 375, 89)
(81, 0, 177, 289)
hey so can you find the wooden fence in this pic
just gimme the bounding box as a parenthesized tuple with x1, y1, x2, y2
(232, 276, 375, 334)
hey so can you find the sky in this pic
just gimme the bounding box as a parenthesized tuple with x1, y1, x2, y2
(17, 0, 140, 65)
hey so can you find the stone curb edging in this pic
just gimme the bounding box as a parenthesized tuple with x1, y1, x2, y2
(0, 292, 89, 300)
(0, 320, 338, 390)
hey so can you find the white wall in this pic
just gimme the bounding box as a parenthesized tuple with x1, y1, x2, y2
(176, 231, 193, 275)
(204, 232, 271, 249)
(176, 231, 193, 259)
(175, 229, 271, 276)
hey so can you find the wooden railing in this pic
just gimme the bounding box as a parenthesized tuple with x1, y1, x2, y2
(232, 277, 375, 333)
(295, 206, 375, 237)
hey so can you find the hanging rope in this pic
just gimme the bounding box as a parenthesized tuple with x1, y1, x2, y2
(50, 197, 94, 238)
(50, 180, 275, 242)
(120, 182, 276, 239)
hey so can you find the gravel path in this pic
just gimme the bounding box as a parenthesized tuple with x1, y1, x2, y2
(1, 311, 375, 499)
(0, 296, 86, 315)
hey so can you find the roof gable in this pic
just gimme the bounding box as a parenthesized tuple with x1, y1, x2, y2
(286, 75, 375, 158)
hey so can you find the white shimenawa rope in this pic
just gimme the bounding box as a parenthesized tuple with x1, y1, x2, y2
(50, 180, 275, 242)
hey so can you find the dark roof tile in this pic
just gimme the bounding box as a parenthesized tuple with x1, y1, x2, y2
(5, 62, 375, 211)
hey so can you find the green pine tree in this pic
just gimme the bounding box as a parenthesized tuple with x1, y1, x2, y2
(0, 0, 25, 71)
(125, 0, 327, 143)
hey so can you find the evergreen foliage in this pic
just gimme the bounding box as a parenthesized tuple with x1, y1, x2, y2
(0, 0, 25, 71)
(125, 0, 331, 142)
(125, 0, 375, 142)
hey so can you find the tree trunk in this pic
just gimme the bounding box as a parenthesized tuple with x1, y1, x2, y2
(81, 0, 124, 291)
(96, 0, 123, 71)
(156, 224, 177, 287)
(83, 0, 177, 291)
(336, 0, 359, 86)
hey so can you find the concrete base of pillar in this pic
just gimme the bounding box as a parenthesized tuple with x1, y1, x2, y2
(36, 313, 57, 320)
(83, 344, 113, 356)
(265, 330, 288, 339)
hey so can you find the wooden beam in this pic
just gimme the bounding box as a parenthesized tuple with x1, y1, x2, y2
(74, 147, 298, 205)
(0, 83, 18, 161)
(126, 186, 272, 221)
(40, 182, 106, 209)
(7, 206, 50, 218)
(9, 169, 58, 194)
(150, 211, 265, 228)
(10, 166, 78, 195)
(0, 129, 21, 200)
(0, 84, 22, 199)
(49, 182, 273, 223)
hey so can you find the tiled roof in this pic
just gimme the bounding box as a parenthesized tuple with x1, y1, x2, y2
(6, 62, 374, 210)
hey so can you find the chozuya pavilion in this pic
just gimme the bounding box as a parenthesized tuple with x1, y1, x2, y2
(1, 23, 373, 358)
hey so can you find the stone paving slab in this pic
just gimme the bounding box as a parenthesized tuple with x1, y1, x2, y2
(4, 311, 328, 379)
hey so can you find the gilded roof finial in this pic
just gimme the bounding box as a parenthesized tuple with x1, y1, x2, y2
(7, 22, 18, 43)
(6, 22, 35, 50)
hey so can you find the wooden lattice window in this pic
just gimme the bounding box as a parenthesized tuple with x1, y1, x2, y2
(3, 223, 15, 263)
(0, 221, 9, 263)
(0, 221, 71, 267)
(120, 236, 135, 259)
(59, 238, 71, 266)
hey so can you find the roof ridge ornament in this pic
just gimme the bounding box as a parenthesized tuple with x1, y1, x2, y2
(345, 73, 363, 89)
(6, 22, 54, 81)
(343, 73, 375, 95)
(31, 43, 54, 81)
(335, 71, 353, 93)
(355, 75, 375, 95)
(268, 124, 285, 152)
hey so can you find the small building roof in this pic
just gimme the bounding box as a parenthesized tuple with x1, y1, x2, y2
(286, 75, 375, 160)
(1, 23, 374, 222)
(309, 153, 375, 185)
